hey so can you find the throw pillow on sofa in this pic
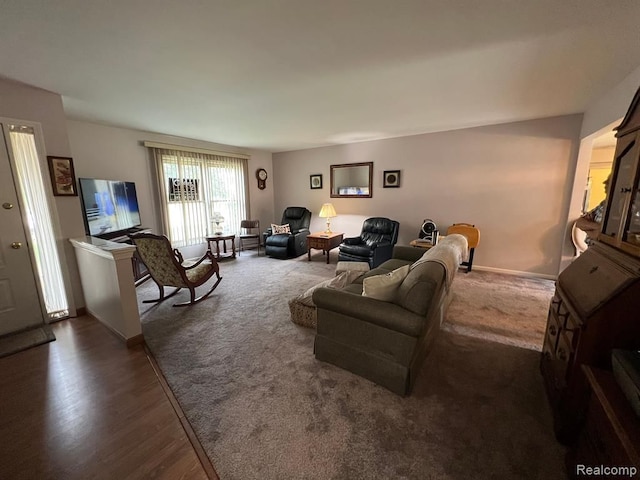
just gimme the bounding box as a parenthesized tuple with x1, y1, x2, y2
(271, 223, 291, 234)
(362, 264, 410, 302)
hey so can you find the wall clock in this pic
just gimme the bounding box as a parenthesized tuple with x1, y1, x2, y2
(256, 168, 267, 190)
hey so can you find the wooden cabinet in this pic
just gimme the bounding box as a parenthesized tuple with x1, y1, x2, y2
(540, 244, 640, 443)
(541, 237, 640, 443)
(600, 87, 640, 258)
(566, 367, 640, 477)
(541, 85, 640, 444)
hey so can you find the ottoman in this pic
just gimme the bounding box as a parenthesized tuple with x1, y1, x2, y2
(335, 261, 370, 276)
(289, 270, 363, 328)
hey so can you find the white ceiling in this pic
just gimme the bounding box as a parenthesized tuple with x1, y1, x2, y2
(1, 0, 639, 153)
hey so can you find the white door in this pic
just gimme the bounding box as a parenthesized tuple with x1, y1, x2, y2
(0, 134, 45, 335)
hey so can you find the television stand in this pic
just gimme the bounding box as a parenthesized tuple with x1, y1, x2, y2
(101, 228, 152, 285)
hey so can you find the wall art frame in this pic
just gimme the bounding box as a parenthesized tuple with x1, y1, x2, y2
(383, 170, 401, 188)
(310, 174, 323, 189)
(47, 156, 78, 196)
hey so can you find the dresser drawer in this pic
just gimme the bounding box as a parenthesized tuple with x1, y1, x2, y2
(545, 311, 561, 352)
(307, 237, 327, 249)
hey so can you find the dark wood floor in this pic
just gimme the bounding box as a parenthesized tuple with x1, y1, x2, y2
(0, 316, 215, 480)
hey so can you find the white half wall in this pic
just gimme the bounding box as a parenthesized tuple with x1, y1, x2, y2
(273, 115, 583, 277)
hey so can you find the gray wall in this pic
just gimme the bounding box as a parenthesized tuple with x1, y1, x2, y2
(273, 115, 583, 277)
(0, 77, 85, 312)
(0, 75, 276, 313)
(66, 120, 275, 261)
(581, 64, 640, 139)
(3, 64, 640, 312)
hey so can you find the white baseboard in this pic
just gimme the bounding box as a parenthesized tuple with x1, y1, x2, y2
(470, 265, 557, 281)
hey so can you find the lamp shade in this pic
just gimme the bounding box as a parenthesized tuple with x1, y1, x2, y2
(319, 203, 337, 218)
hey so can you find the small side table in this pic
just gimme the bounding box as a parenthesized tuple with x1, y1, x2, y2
(409, 236, 445, 250)
(307, 232, 344, 264)
(206, 234, 236, 260)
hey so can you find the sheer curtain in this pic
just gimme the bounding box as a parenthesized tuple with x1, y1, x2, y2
(150, 146, 249, 248)
(8, 126, 69, 319)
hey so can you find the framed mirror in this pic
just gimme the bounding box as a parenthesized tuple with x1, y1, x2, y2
(330, 162, 373, 198)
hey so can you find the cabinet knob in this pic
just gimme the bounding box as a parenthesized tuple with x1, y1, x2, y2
(620, 187, 632, 193)
(2, 202, 13, 210)
(11, 242, 22, 249)
(557, 348, 567, 361)
(549, 325, 557, 336)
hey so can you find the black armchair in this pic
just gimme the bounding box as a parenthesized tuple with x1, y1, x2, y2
(338, 217, 400, 268)
(263, 206, 312, 259)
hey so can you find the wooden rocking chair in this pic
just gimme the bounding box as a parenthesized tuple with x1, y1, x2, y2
(130, 233, 222, 307)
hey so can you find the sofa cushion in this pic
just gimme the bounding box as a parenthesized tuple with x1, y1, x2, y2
(362, 264, 410, 301)
(394, 261, 445, 316)
(342, 283, 364, 295)
(377, 258, 413, 272)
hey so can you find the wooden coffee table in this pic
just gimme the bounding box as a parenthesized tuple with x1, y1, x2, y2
(307, 232, 344, 264)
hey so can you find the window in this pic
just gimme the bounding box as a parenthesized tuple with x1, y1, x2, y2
(7, 125, 69, 319)
(150, 145, 249, 247)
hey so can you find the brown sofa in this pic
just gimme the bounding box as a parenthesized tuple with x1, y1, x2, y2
(312, 236, 467, 395)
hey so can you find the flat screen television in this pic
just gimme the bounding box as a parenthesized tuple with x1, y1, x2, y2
(78, 178, 142, 239)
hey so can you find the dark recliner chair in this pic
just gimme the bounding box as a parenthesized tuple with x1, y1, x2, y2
(338, 217, 400, 268)
(263, 206, 312, 259)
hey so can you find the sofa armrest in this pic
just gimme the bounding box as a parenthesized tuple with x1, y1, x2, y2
(312, 287, 424, 337)
(393, 245, 425, 263)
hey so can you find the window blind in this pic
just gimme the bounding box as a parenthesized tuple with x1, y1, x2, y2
(151, 147, 249, 248)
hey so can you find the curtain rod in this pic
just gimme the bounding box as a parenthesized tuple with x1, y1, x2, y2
(143, 141, 250, 160)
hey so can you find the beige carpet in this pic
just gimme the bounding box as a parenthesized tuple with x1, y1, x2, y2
(137, 254, 565, 480)
(444, 270, 555, 351)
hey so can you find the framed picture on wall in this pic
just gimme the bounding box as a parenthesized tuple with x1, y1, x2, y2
(310, 174, 323, 189)
(47, 156, 78, 196)
(383, 170, 401, 188)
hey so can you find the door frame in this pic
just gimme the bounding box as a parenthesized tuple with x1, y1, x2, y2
(1, 117, 76, 320)
(559, 119, 620, 273)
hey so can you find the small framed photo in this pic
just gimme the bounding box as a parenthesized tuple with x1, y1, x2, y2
(47, 156, 78, 196)
(383, 170, 401, 188)
(310, 174, 323, 189)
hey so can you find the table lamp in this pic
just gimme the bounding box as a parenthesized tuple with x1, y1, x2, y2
(211, 212, 225, 235)
(319, 203, 337, 234)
